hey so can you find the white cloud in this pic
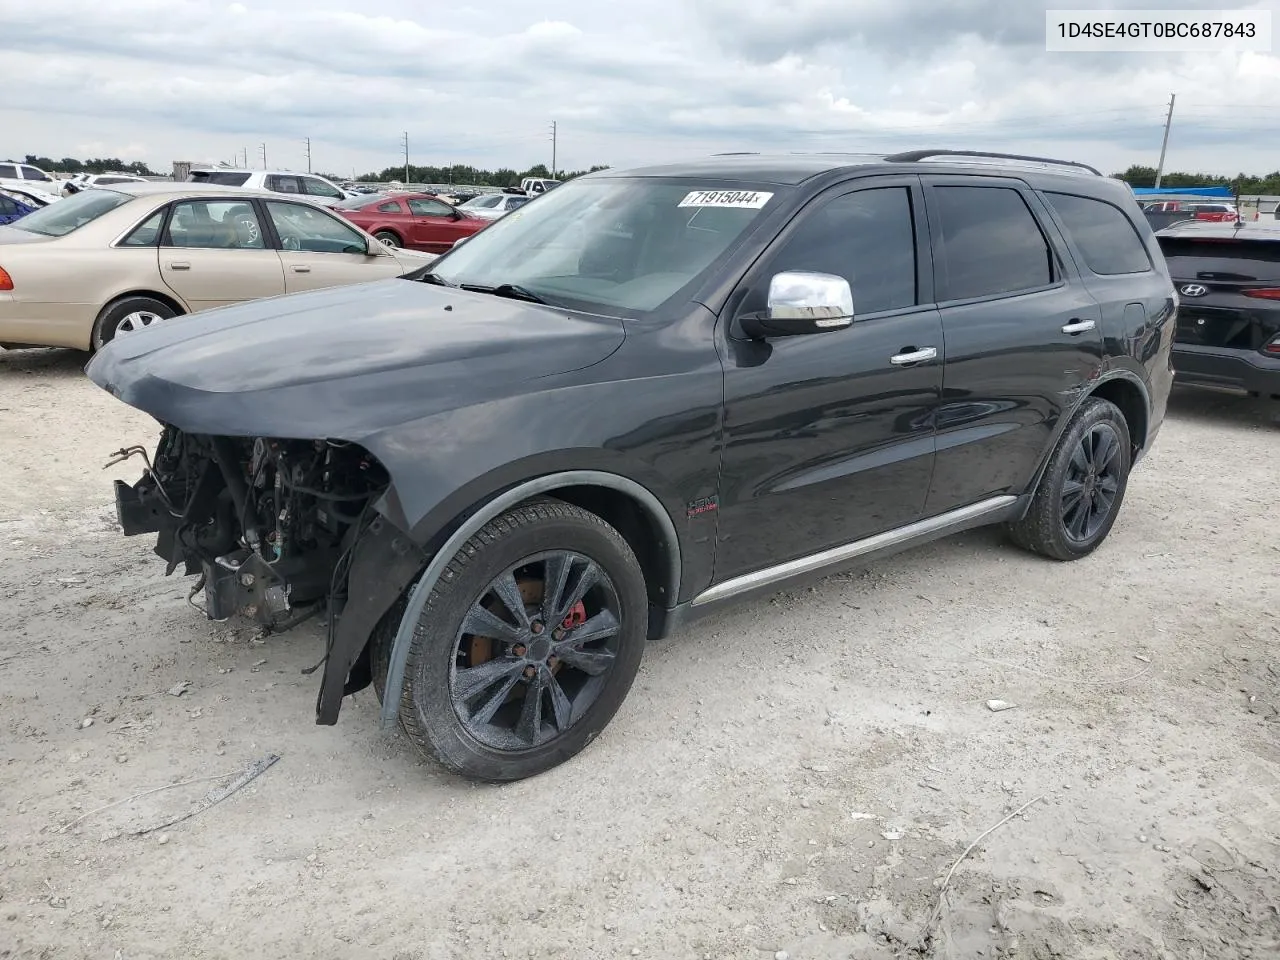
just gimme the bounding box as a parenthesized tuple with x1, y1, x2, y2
(0, 0, 1277, 178)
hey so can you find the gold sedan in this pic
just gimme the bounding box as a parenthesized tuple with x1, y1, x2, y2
(0, 182, 436, 352)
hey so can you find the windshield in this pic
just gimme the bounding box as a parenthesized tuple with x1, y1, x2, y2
(424, 177, 784, 314)
(15, 188, 132, 237)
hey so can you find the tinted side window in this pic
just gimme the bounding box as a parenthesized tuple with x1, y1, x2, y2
(377, 201, 402, 213)
(21, 167, 52, 181)
(1046, 192, 1152, 275)
(933, 186, 1054, 300)
(0, 165, 17, 179)
(758, 187, 917, 315)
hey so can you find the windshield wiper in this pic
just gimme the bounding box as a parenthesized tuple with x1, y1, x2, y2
(459, 282, 549, 305)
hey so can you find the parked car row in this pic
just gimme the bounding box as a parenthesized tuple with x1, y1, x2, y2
(0, 183, 433, 352)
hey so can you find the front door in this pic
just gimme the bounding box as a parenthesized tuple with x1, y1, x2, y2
(159, 198, 285, 310)
(715, 178, 944, 582)
(263, 200, 401, 294)
(919, 177, 1105, 516)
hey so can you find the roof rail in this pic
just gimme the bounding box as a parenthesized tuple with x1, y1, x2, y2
(883, 149, 1103, 177)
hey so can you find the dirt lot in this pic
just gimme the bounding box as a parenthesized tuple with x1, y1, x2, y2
(2, 347, 1278, 960)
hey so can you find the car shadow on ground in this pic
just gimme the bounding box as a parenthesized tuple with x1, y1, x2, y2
(1166, 384, 1278, 430)
(0, 346, 88, 377)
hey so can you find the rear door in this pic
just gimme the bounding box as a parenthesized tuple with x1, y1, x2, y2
(263, 199, 403, 293)
(158, 198, 285, 310)
(920, 176, 1105, 515)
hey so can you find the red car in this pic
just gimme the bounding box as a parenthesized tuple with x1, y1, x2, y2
(334, 192, 488, 253)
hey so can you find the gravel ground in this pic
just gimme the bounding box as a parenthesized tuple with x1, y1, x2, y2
(2, 347, 1278, 960)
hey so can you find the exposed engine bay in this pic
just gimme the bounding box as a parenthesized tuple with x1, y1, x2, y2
(111, 426, 389, 633)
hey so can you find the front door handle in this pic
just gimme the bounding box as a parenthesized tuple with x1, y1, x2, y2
(890, 346, 938, 366)
(1062, 319, 1096, 334)
(167, 261, 190, 271)
(291, 264, 311, 273)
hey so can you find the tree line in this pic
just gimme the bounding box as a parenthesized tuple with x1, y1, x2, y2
(344, 163, 612, 186)
(1115, 164, 1280, 195)
(21, 155, 159, 176)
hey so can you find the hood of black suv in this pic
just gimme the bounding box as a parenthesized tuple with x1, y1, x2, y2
(85, 278, 625, 440)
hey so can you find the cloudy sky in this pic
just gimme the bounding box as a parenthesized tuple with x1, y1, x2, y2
(2, 0, 1277, 179)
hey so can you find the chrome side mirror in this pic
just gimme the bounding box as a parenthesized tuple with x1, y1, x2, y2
(742, 271, 855, 339)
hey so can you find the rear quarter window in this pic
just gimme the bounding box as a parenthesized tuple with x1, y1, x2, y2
(1045, 192, 1152, 275)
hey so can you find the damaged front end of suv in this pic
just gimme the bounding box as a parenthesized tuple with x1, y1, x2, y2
(114, 429, 387, 629)
(109, 425, 427, 723)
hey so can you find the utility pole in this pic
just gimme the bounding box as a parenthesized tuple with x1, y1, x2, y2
(304, 137, 311, 173)
(241, 147, 248, 168)
(549, 121, 557, 178)
(401, 131, 410, 185)
(1154, 93, 1175, 189)
(259, 143, 267, 170)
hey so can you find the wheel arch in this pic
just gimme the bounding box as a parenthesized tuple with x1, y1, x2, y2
(371, 226, 404, 244)
(98, 289, 188, 320)
(315, 470, 683, 728)
(1019, 370, 1151, 512)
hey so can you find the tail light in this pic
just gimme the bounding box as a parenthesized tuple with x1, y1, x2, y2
(0, 266, 12, 291)
(1264, 334, 1280, 356)
(1243, 288, 1280, 301)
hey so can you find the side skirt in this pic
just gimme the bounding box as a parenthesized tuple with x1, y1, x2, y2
(682, 494, 1024, 615)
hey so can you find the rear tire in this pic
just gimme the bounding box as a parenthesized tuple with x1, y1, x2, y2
(91, 296, 178, 352)
(1006, 397, 1132, 561)
(374, 499, 647, 782)
(374, 231, 401, 248)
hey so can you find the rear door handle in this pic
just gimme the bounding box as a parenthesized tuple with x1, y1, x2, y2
(167, 261, 190, 271)
(1062, 319, 1096, 334)
(890, 346, 937, 366)
(291, 265, 311, 273)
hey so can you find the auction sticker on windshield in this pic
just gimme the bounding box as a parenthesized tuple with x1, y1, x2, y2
(678, 190, 773, 209)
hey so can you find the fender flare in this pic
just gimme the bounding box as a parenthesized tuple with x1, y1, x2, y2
(377, 470, 682, 729)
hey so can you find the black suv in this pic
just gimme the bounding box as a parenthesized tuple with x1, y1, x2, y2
(1155, 219, 1280, 399)
(87, 149, 1176, 782)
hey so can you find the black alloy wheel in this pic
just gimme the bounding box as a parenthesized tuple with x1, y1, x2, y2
(1006, 396, 1132, 561)
(1060, 422, 1123, 544)
(376, 499, 647, 782)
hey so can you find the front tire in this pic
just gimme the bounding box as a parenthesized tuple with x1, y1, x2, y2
(380, 499, 648, 782)
(1006, 397, 1132, 561)
(91, 296, 178, 352)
